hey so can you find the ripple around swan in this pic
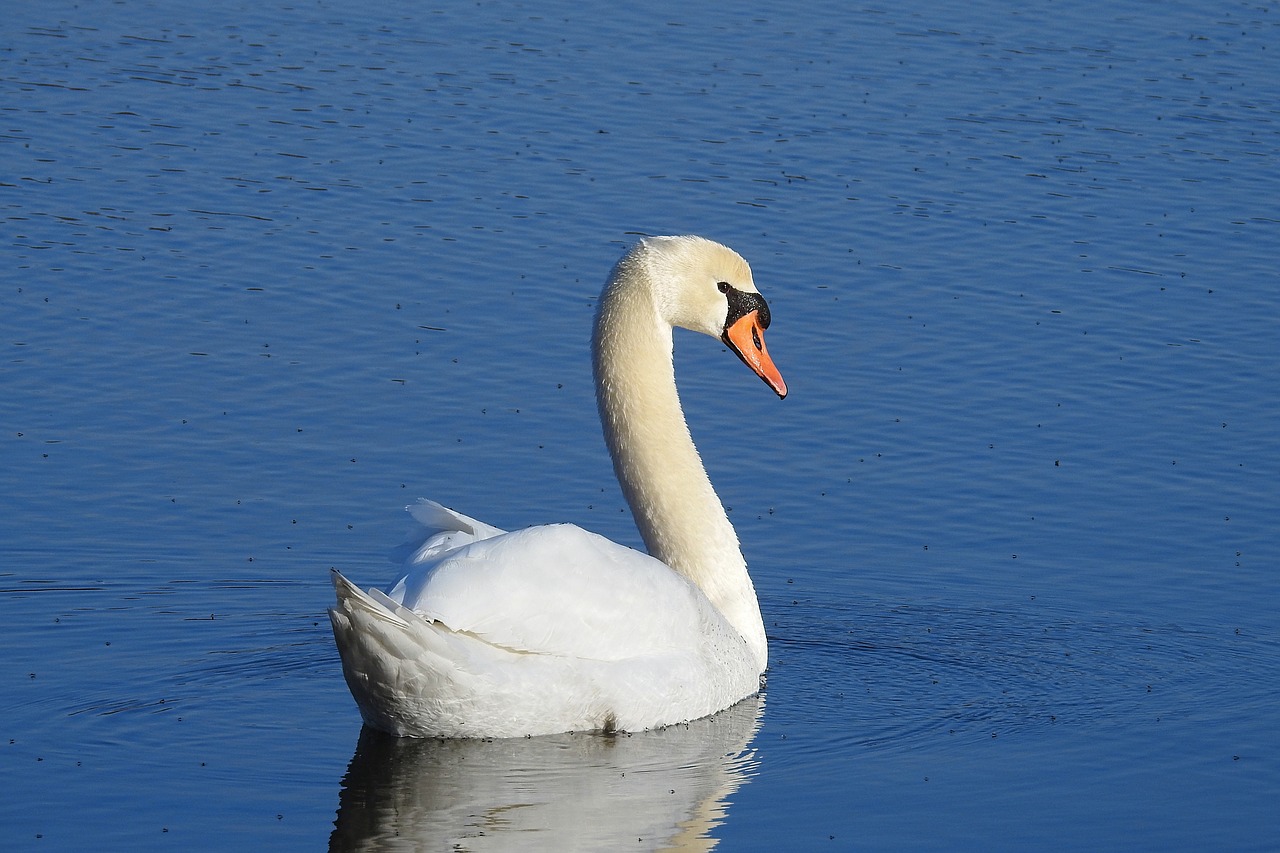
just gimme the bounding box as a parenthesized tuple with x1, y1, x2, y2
(759, 592, 1279, 761)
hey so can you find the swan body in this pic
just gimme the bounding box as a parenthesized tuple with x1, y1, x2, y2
(330, 235, 786, 738)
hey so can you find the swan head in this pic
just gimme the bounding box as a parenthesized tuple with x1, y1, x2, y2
(637, 235, 788, 399)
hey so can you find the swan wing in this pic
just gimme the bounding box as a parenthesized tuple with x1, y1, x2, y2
(330, 511, 758, 737)
(405, 498, 506, 543)
(391, 521, 730, 662)
(387, 498, 506, 568)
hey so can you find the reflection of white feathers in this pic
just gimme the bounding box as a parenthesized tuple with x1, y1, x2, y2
(330, 237, 784, 738)
(330, 694, 763, 852)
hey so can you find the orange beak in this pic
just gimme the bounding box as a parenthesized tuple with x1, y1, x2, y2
(722, 310, 787, 399)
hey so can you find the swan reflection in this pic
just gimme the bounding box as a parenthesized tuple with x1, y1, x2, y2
(330, 694, 763, 852)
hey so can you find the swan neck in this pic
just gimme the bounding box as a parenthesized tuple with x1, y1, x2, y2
(592, 258, 767, 670)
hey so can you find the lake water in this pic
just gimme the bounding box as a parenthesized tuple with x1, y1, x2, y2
(3, 0, 1278, 849)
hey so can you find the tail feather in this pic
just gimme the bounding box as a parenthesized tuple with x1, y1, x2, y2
(329, 568, 460, 733)
(330, 569, 410, 629)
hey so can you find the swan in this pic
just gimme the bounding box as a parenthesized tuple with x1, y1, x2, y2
(329, 235, 787, 738)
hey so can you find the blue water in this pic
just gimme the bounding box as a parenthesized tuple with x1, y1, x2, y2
(3, 0, 1278, 849)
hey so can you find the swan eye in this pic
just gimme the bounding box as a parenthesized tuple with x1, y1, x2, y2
(717, 281, 730, 294)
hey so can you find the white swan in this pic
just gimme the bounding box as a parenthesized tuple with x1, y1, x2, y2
(329, 235, 787, 738)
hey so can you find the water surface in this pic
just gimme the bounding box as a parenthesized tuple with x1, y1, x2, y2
(3, 0, 1278, 849)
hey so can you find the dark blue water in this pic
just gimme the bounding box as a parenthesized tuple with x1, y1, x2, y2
(3, 0, 1278, 849)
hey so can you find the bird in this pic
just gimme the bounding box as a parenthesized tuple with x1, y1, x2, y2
(329, 235, 787, 738)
